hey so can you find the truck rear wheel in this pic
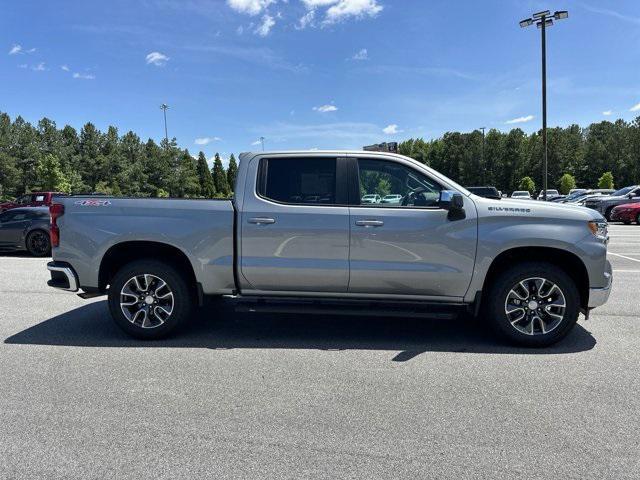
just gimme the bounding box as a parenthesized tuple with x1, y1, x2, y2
(107, 260, 193, 339)
(484, 261, 580, 347)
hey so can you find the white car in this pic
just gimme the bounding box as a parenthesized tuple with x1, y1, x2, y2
(361, 194, 381, 204)
(510, 191, 531, 199)
(380, 194, 403, 205)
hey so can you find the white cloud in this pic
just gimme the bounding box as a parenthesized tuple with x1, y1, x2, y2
(306, 0, 383, 24)
(227, 0, 275, 15)
(352, 48, 368, 60)
(602, 110, 612, 116)
(505, 115, 534, 124)
(73, 72, 95, 80)
(382, 124, 401, 134)
(145, 51, 169, 66)
(236, 25, 244, 35)
(61, 65, 70, 71)
(630, 102, 640, 112)
(255, 14, 275, 36)
(18, 64, 27, 69)
(32, 62, 46, 72)
(313, 104, 338, 113)
(251, 139, 263, 145)
(9, 44, 22, 55)
(296, 10, 315, 29)
(194, 137, 222, 145)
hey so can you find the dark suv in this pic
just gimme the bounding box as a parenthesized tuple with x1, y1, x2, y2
(0, 207, 51, 256)
(584, 186, 640, 220)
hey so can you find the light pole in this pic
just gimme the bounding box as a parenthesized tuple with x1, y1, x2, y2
(259, 136, 265, 152)
(520, 10, 568, 201)
(160, 103, 170, 146)
(479, 126, 486, 167)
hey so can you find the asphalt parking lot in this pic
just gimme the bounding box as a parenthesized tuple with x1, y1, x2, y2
(1, 224, 639, 479)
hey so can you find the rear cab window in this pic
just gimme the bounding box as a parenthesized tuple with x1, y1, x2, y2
(257, 157, 339, 205)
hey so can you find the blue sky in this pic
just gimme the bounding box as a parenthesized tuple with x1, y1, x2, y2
(2, 0, 640, 165)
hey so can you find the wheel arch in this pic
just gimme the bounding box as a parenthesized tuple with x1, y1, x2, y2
(98, 241, 198, 295)
(482, 247, 590, 309)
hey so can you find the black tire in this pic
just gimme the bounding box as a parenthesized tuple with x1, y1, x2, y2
(107, 260, 194, 339)
(25, 229, 51, 257)
(605, 207, 614, 222)
(484, 261, 580, 347)
(636, 213, 640, 225)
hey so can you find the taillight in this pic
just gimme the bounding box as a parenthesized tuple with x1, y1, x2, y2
(50, 203, 64, 247)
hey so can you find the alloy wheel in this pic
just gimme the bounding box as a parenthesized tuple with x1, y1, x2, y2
(120, 274, 174, 329)
(504, 277, 566, 336)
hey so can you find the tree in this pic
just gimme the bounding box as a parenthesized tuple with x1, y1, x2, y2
(598, 171, 614, 189)
(196, 151, 215, 197)
(211, 153, 230, 196)
(36, 154, 68, 191)
(176, 151, 201, 197)
(226, 154, 238, 192)
(558, 173, 576, 195)
(518, 176, 536, 194)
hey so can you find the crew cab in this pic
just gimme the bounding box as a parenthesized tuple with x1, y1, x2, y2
(0, 192, 66, 213)
(46, 151, 612, 347)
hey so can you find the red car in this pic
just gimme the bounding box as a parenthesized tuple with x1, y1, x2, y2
(0, 192, 66, 213)
(610, 202, 640, 224)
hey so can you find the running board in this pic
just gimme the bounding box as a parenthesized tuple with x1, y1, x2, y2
(234, 299, 461, 320)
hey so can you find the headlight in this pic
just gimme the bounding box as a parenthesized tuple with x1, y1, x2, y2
(588, 221, 608, 241)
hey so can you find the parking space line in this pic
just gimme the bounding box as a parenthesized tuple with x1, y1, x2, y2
(609, 252, 640, 263)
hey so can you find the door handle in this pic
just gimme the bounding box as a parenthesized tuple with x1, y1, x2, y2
(355, 219, 384, 227)
(248, 217, 276, 225)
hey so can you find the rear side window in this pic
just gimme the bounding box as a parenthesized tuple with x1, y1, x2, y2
(259, 157, 337, 205)
(35, 195, 46, 202)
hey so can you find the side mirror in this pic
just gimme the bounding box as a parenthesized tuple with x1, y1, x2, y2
(439, 190, 465, 220)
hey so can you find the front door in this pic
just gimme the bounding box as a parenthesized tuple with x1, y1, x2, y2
(348, 157, 477, 298)
(240, 155, 350, 293)
(0, 210, 30, 247)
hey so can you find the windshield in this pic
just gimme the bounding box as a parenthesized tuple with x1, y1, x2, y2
(612, 186, 635, 196)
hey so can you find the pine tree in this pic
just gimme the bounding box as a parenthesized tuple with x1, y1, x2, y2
(196, 151, 215, 197)
(211, 153, 230, 197)
(226, 154, 238, 193)
(176, 151, 201, 197)
(36, 154, 68, 191)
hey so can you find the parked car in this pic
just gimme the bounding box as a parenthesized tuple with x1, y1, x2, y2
(569, 189, 615, 205)
(0, 207, 51, 256)
(0, 191, 66, 213)
(610, 203, 640, 225)
(551, 189, 587, 203)
(510, 191, 531, 199)
(467, 186, 501, 200)
(361, 194, 381, 204)
(583, 185, 640, 220)
(536, 189, 562, 201)
(380, 194, 403, 204)
(46, 150, 612, 347)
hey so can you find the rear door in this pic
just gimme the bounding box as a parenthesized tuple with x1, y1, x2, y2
(239, 155, 351, 293)
(348, 156, 477, 299)
(0, 210, 30, 247)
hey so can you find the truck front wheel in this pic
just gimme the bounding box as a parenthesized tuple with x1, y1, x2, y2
(107, 260, 194, 339)
(484, 261, 580, 347)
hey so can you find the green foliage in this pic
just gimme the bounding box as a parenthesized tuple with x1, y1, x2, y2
(558, 173, 576, 195)
(1, 110, 639, 199)
(211, 153, 230, 196)
(36, 154, 68, 191)
(518, 176, 536, 194)
(227, 154, 238, 193)
(598, 171, 614, 189)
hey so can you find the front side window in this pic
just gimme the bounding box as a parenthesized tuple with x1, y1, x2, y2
(16, 195, 31, 204)
(357, 159, 442, 208)
(259, 157, 337, 205)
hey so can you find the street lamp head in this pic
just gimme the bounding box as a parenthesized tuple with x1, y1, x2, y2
(554, 10, 569, 20)
(532, 10, 551, 19)
(519, 18, 533, 28)
(536, 18, 553, 28)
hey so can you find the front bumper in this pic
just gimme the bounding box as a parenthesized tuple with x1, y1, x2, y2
(47, 261, 79, 292)
(588, 259, 612, 308)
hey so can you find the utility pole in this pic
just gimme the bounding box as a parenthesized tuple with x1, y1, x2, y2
(519, 10, 568, 201)
(259, 136, 265, 152)
(160, 103, 170, 146)
(479, 127, 486, 168)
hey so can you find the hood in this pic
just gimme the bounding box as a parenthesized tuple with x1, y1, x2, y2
(472, 195, 605, 222)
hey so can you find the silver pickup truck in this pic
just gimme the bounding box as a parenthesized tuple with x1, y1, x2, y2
(46, 151, 612, 347)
